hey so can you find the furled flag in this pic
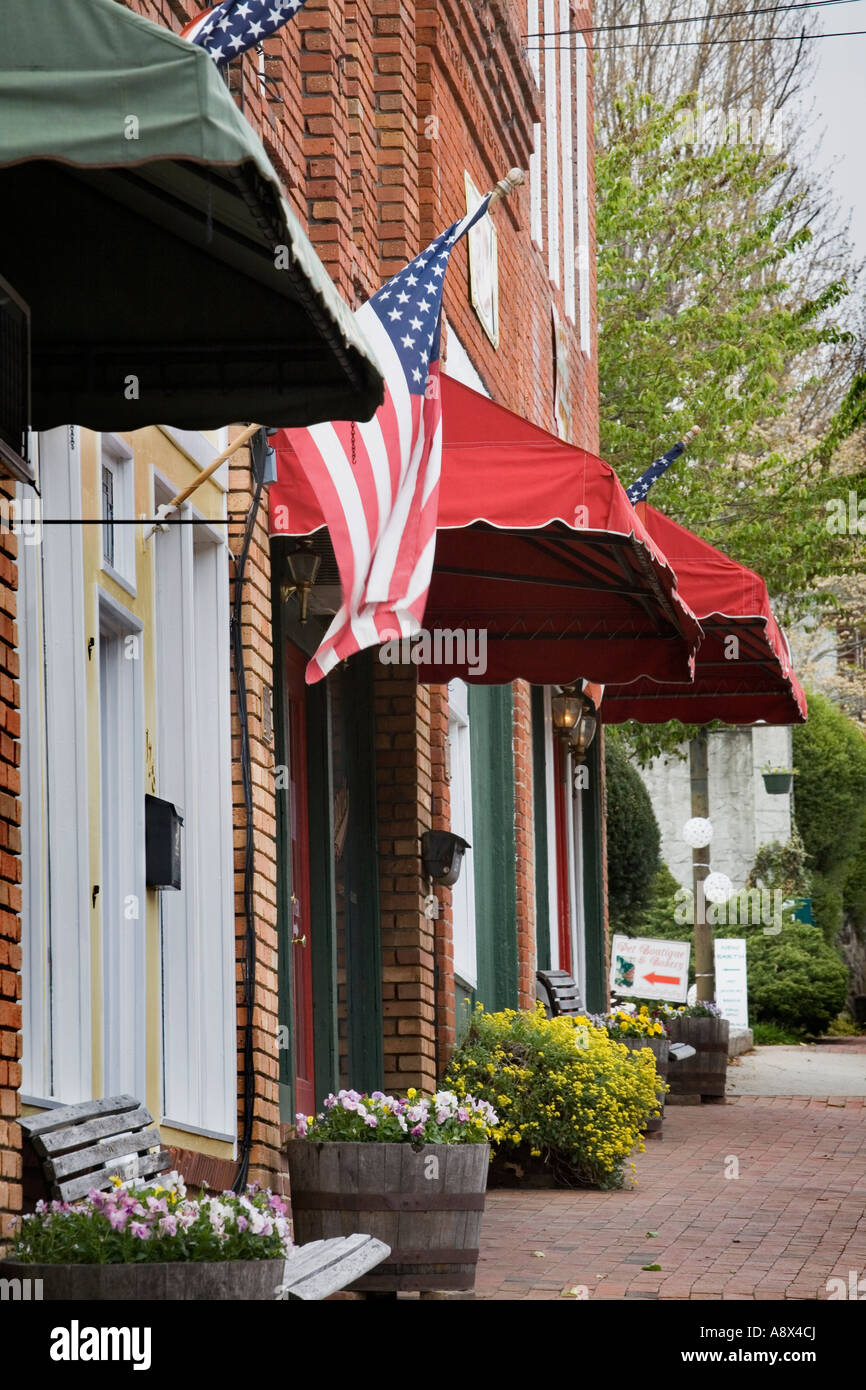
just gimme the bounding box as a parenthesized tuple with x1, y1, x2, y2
(182, 1, 308, 65)
(626, 426, 700, 504)
(273, 193, 499, 683)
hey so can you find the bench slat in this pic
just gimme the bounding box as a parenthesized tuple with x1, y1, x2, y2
(31, 1106, 155, 1158)
(58, 1150, 172, 1202)
(22, 1095, 141, 1139)
(47, 1128, 164, 1181)
(278, 1235, 391, 1301)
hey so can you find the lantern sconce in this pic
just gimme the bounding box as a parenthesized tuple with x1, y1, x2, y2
(551, 682, 598, 766)
(281, 541, 321, 624)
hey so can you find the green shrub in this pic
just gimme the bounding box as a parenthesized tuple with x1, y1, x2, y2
(747, 923, 849, 1035)
(605, 732, 661, 931)
(792, 691, 866, 940)
(746, 832, 812, 898)
(445, 1005, 660, 1189)
(752, 1021, 804, 1045)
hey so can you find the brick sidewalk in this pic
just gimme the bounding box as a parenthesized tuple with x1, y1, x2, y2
(476, 1097, 866, 1300)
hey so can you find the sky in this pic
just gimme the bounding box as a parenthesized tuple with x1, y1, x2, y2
(806, 0, 866, 267)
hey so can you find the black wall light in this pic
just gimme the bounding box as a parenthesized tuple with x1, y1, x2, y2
(421, 829, 471, 887)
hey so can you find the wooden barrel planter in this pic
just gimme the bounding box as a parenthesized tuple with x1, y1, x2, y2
(667, 1016, 730, 1099)
(286, 1141, 489, 1295)
(0, 1258, 285, 1300)
(620, 1036, 668, 1133)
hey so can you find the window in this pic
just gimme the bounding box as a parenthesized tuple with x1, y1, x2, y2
(560, 0, 575, 322)
(527, 1, 543, 246)
(448, 680, 477, 989)
(100, 433, 135, 590)
(154, 488, 235, 1140)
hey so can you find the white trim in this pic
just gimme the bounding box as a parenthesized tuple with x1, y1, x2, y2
(155, 485, 236, 1138)
(20, 428, 92, 1104)
(530, 124, 543, 248)
(574, 34, 591, 355)
(100, 433, 136, 592)
(97, 590, 147, 1100)
(544, 0, 560, 286)
(448, 679, 477, 990)
(560, 0, 576, 322)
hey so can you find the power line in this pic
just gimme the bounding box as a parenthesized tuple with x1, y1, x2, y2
(526, 27, 866, 50)
(525, 0, 863, 40)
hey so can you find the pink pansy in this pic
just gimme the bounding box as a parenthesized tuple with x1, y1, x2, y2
(107, 1208, 129, 1231)
(130, 1222, 149, 1240)
(364, 1113, 378, 1128)
(158, 1214, 178, 1237)
(237, 1215, 249, 1233)
(410, 1123, 424, 1137)
(269, 1194, 288, 1216)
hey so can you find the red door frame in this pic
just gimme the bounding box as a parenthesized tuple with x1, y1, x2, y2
(284, 644, 316, 1117)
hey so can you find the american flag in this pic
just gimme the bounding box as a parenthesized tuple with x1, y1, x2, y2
(274, 195, 495, 683)
(626, 426, 700, 503)
(182, 1, 308, 65)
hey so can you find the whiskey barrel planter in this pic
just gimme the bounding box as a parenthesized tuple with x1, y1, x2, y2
(620, 1036, 669, 1133)
(286, 1141, 489, 1294)
(667, 1016, 730, 1099)
(0, 1258, 285, 1300)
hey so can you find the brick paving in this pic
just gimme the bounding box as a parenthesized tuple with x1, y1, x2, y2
(476, 1096, 866, 1300)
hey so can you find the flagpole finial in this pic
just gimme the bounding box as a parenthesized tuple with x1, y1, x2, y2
(490, 168, 525, 204)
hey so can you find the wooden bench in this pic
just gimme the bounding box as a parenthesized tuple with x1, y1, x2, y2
(21, 1094, 389, 1300)
(536, 969, 584, 1017)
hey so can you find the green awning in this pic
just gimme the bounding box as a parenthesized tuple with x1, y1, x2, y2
(0, 0, 383, 431)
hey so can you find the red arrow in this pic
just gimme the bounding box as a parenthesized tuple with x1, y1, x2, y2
(643, 972, 681, 985)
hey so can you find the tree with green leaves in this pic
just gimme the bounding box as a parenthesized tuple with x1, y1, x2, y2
(598, 92, 866, 606)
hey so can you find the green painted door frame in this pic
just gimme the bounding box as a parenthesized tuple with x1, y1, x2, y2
(531, 686, 551, 973)
(468, 685, 518, 1011)
(581, 732, 607, 1013)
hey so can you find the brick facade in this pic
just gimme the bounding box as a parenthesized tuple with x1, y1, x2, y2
(0, 481, 20, 1242)
(0, 2, 603, 1237)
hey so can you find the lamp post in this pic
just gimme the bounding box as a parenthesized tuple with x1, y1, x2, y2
(551, 683, 598, 766)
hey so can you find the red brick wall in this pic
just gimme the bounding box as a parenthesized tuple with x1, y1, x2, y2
(227, 443, 283, 1191)
(0, 481, 21, 1245)
(374, 663, 437, 1095)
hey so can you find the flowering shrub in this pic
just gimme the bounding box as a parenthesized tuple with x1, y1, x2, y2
(601, 1004, 667, 1040)
(9, 1175, 292, 1264)
(444, 1004, 660, 1189)
(295, 1088, 496, 1144)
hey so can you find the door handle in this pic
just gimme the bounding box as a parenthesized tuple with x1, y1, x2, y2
(292, 935, 307, 947)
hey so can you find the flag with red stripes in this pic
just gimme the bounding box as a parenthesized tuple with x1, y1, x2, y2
(272, 195, 493, 683)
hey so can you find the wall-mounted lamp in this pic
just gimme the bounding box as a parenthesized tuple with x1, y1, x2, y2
(421, 829, 471, 887)
(551, 682, 598, 764)
(281, 542, 321, 623)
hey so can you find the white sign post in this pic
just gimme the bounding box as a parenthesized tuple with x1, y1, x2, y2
(609, 935, 690, 1004)
(714, 937, 749, 1028)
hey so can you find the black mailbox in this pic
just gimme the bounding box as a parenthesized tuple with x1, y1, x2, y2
(145, 795, 183, 890)
(421, 829, 470, 887)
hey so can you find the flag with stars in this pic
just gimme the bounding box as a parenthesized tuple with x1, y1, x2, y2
(626, 427, 699, 504)
(273, 195, 494, 683)
(182, 1, 308, 66)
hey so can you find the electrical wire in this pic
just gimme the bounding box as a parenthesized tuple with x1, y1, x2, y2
(527, 28, 866, 48)
(526, 0, 862, 38)
(230, 449, 265, 1194)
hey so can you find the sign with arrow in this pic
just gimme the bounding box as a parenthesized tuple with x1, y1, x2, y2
(609, 934, 690, 1003)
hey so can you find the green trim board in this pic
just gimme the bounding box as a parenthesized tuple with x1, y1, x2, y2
(468, 685, 519, 1011)
(335, 653, 385, 1091)
(530, 687, 551, 973)
(581, 734, 607, 1014)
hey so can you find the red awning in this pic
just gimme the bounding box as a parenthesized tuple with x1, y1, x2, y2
(270, 377, 703, 686)
(601, 505, 807, 725)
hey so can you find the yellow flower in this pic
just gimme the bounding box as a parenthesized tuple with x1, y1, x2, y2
(407, 1087, 418, 1100)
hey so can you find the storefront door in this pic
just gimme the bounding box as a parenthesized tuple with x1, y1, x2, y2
(284, 644, 315, 1117)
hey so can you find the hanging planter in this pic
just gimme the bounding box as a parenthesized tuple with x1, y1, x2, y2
(761, 766, 796, 795)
